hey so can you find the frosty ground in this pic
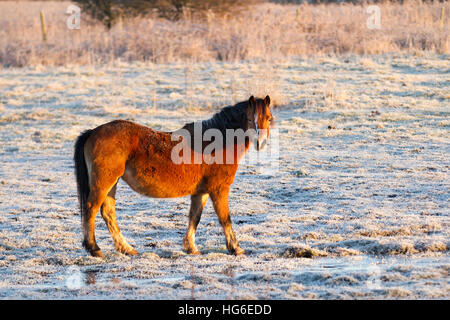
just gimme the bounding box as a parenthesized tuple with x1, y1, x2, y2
(0, 54, 448, 299)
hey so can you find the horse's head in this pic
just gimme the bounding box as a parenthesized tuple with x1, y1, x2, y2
(247, 95, 273, 151)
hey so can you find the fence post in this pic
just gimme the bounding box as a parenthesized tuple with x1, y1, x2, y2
(40, 10, 47, 43)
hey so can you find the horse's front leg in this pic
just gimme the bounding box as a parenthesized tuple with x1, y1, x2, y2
(183, 193, 209, 254)
(211, 187, 244, 256)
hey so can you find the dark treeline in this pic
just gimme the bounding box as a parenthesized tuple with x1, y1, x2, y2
(73, 0, 260, 28)
(73, 0, 447, 29)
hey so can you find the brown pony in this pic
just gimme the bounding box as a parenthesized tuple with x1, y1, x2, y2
(74, 95, 273, 258)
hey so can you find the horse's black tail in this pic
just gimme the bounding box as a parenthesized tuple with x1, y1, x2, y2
(74, 130, 93, 220)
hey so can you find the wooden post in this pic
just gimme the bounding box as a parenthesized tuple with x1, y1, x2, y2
(440, 7, 445, 34)
(40, 10, 47, 43)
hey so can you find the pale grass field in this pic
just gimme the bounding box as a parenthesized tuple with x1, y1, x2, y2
(0, 1, 448, 67)
(0, 0, 448, 300)
(0, 54, 448, 299)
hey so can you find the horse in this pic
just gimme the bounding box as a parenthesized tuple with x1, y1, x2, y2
(74, 95, 273, 258)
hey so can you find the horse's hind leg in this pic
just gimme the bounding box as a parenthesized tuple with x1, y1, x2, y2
(83, 161, 125, 258)
(183, 193, 209, 255)
(101, 183, 138, 256)
(82, 184, 111, 258)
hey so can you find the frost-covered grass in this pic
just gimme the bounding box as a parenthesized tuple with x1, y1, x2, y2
(0, 1, 449, 67)
(0, 54, 448, 299)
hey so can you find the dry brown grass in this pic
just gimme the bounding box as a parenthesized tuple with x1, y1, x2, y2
(0, 1, 448, 67)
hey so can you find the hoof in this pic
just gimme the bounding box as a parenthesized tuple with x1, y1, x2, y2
(118, 246, 139, 256)
(232, 247, 245, 256)
(90, 249, 105, 258)
(186, 247, 201, 255)
(83, 240, 104, 258)
(125, 249, 139, 256)
(183, 238, 200, 255)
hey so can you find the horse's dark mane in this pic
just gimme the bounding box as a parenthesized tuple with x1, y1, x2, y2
(178, 98, 267, 150)
(182, 100, 251, 135)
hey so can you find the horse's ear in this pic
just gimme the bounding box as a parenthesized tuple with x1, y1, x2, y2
(248, 95, 256, 106)
(264, 95, 270, 106)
